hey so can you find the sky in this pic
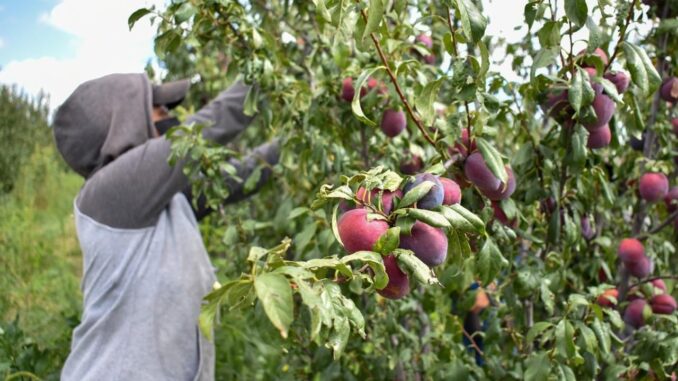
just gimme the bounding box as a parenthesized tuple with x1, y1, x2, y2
(0, 0, 162, 109)
(0, 0, 651, 111)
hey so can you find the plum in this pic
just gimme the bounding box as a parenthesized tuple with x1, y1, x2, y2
(581, 215, 595, 240)
(664, 186, 678, 212)
(439, 177, 462, 205)
(650, 294, 677, 314)
(587, 124, 611, 149)
(380, 109, 406, 137)
(629, 133, 645, 151)
(415, 34, 435, 64)
(400, 154, 423, 175)
(464, 152, 501, 193)
(403, 173, 444, 210)
(597, 288, 619, 308)
(639, 172, 669, 202)
(377, 254, 410, 299)
(480, 166, 516, 201)
(492, 201, 518, 228)
(399, 221, 448, 267)
(604, 71, 631, 94)
(624, 299, 650, 329)
(450, 128, 477, 157)
(337, 208, 389, 253)
(584, 93, 615, 131)
(651, 279, 667, 293)
(626, 255, 653, 279)
(618, 238, 645, 264)
(660, 77, 678, 103)
(341, 77, 366, 102)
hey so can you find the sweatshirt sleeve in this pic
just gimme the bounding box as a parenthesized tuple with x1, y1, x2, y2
(76, 82, 276, 229)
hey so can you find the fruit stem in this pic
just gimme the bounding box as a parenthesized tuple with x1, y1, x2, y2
(604, 0, 637, 72)
(357, 8, 436, 147)
(628, 275, 678, 290)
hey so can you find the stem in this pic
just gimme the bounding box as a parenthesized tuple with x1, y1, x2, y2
(357, 9, 436, 147)
(604, 0, 637, 72)
(446, 8, 473, 142)
(548, 0, 567, 71)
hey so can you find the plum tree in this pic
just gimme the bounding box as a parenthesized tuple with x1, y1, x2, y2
(337, 208, 389, 253)
(399, 221, 447, 267)
(403, 173, 443, 210)
(380, 109, 406, 137)
(377, 255, 410, 300)
(638, 172, 669, 202)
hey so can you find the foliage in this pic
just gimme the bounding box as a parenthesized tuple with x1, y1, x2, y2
(127, 0, 678, 378)
(0, 86, 50, 193)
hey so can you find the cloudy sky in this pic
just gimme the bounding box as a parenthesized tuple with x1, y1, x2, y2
(0, 0, 650, 111)
(0, 0, 162, 109)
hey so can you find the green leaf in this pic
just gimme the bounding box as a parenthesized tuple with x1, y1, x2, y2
(476, 137, 507, 184)
(254, 273, 294, 338)
(394, 249, 439, 286)
(596, 77, 622, 103)
(478, 41, 490, 78)
(438, 205, 476, 233)
(622, 42, 661, 95)
(414, 78, 444, 126)
(541, 282, 555, 315)
(373, 227, 400, 255)
(575, 322, 598, 354)
(527, 322, 554, 342)
(399, 181, 435, 208)
(328, 316, 350, 359)
(174, 2, 196, 23)
(128, 8, 151, 31)
(594, 167, 615, 206)
(591, 318, 610, 354)
(524, 2, 538, 30)
(455, 0, 488, 43)
(342, 251, 388, 289)
(555, 319, 576, 358)
(476, 239, 507, 285)
(244, 85, 259, 116)
(331, 204, 343, 247)
(537, 21, 561, 48)
(531, 48, 558, 80)
(363, 0, 385, 42)
(586, 16, 604, 51)
(352, 67, 385, 126)
(395, 216, 416, 235)
(243, 166, 263, 193)
(569, 67, 595, 116)
(312, 0, 332, 22)
(404, 208, 451, 228)
(525, 352, 551, 381)
(564, 0, 588, 28)
(449, 204, 486, 233)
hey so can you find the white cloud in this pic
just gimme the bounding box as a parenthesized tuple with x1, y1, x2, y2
(0, 37, 4, 49)
(0, 0, 164, 110)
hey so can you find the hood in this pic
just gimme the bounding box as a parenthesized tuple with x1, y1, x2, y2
(53, 73, 154, 178)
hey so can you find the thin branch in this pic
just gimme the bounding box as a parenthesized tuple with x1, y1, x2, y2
(635, 210, 678, 240)
(628, 275, 678, 290)
(357, 8, 436, 147)
(462, 328, 485, 356)
(447, 8, 473, 142)
(604, 0, 637, 72)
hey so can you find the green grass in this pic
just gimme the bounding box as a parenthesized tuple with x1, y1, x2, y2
(0, 145, 83, 379)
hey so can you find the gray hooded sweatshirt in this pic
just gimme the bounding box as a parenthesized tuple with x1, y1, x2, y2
(52, 73, 278, 381)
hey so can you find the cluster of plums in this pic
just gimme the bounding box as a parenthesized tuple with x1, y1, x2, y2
(337, 173, 462, 299)
(597, 239, 676, 329)
(542, 48, 628, 149)
(638, 171, 678, 231)
(449, 129, 518, 227)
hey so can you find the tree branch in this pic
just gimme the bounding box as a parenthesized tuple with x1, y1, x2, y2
(604, 0, 637, 72)
(357, 8, 436, 147)
(635, 210, 678, 240)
